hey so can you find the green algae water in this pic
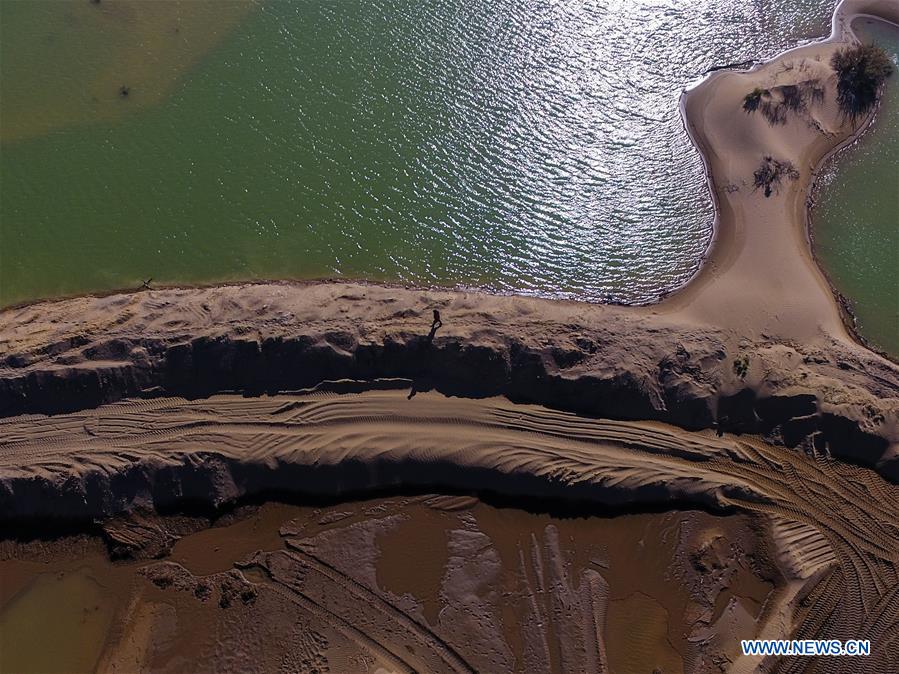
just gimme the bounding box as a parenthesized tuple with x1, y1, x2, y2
(2, 0, 836, 307)
(813, 18, 899, 357)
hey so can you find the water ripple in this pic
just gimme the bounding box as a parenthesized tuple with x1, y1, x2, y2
(0, 0, 835, 305)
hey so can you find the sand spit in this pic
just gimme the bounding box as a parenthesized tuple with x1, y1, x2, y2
(668, 0, 899, 344)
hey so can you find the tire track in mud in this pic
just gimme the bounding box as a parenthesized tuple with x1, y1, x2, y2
(250, 569, 418, 674)
(278, 547, 476, 674)
(0, 389, 897, 672)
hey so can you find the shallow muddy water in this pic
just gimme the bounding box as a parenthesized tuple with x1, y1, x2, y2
(0, 564, 118, 673)
(1, 0, 836, 306)
(0, 497, 779, 673)
(812, 18, 899, 357)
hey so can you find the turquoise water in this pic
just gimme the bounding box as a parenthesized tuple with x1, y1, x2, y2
(1, 0, 836, 306)
(813, 18, 899, 356)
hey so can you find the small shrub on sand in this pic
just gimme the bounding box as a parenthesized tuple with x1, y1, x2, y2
(759, 98, 787, 125)
(743, 87, 768, 112)
(780, 84, 804, 112)
(753, 156, 799, 197)
(733, 356, 749, 379)
(808, 81, 825, 105)
(831, 43, 894, 119)
(745, 80, 826, 125)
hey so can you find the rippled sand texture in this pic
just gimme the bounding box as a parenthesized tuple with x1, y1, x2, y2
(0, 0, 836, 306)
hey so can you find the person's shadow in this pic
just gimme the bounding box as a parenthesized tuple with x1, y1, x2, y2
(408, 310, 443, 399)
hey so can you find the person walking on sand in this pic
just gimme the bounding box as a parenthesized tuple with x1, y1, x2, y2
(425, 309, 443, 345)
(409, 309, 445, 399)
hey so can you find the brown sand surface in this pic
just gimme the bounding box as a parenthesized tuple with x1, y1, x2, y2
(0, 388, 895, 521)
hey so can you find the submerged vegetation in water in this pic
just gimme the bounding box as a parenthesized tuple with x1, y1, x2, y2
(831, 43, 894, 119)
(753, 156, 799, 197)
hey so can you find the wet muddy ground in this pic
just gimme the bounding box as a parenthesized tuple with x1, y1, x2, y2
(0, 496, 780, 673)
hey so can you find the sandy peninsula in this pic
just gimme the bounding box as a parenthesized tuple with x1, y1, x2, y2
(666, 0, 899, 345)
(1, 1, 898, 672)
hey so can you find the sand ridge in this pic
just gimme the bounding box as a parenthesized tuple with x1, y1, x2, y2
(2, 281, 897, 478)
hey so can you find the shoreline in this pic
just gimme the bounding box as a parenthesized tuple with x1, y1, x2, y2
(3, 5, 897, 360)
(1, 0, 897, 487)
(2, 0, 898, 491)
(676, 8, 896, 360)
